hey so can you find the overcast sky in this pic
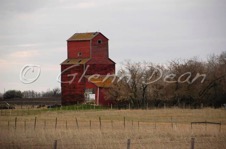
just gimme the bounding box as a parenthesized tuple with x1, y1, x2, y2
(0, 0, 225, 93)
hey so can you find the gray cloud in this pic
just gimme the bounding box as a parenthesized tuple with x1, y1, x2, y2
(0, 0, 52, 14)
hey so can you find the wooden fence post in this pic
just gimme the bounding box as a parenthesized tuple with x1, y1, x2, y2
(44, 120, 46, 129)
(219, 122, 221, 132)
(99, 117, 102, 130)
(124, 117, 126, 129)
(24, 120, 27, 131)
(191, 138, 195, 149)
(127, 139, 131, 149)
(90, 120, 91, 130)
(54, 140, 57, 149)
(76, 118, 79, 129)
(55, 117, 57, 130)
(171, 116, 173, 129)
(34, 117, 37, 130)
(15, 117, 17, 130)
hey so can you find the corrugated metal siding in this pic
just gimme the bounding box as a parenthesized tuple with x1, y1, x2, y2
(61, 32, 115, 105)
(67, 32, 98, 41)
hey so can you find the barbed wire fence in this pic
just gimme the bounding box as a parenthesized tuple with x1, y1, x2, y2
(0, 114, 225, 148)
(0, 101, 226, 148)
(1, 137, 226, 149)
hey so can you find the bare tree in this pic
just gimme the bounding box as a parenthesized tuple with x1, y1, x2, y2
(200, 52, 226, 107)
(106, 52, 226, 108)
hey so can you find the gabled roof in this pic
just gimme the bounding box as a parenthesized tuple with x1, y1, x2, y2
(85, 75, 116, 88)
(67, 32, 98, 41)
(61, 58, 90, 65)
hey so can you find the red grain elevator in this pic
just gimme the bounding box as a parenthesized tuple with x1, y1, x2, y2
(60, 32, 115, 105)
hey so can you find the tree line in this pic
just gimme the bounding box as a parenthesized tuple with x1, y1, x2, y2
(0, 88, 61, 99)
(106, 52, 226, 108)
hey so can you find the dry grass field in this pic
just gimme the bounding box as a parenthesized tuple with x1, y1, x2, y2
(0, 108, 226, 149)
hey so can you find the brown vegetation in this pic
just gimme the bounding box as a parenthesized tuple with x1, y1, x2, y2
(106, 52, 226, 108)
(0, 108, 226, 148)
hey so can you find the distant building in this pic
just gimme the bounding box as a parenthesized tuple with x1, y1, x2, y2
(61, 32, 115, 105)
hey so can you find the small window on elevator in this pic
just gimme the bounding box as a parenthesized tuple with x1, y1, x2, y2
(78, 52, 82, 57)
(97, 39, 102, 44)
